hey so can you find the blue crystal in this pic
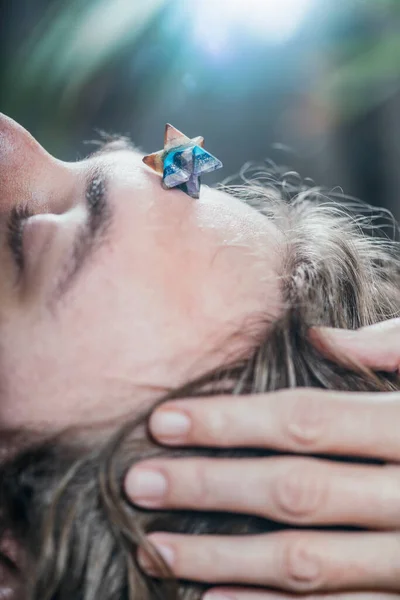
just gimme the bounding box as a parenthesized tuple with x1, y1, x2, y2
(162, 143, 223, 198)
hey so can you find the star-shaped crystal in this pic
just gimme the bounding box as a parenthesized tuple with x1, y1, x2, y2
(142, 124, 223, 199)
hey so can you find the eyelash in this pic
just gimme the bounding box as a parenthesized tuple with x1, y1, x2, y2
(6, 203, 34, 271)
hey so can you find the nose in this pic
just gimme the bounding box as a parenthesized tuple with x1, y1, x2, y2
(0, 113, 72, 214)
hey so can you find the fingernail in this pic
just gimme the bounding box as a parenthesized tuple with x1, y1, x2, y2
(125, 468, 167, 507)
(150, 410, 191, 442)
(138, 543, 175, 574)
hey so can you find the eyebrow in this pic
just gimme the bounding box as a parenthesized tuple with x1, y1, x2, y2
(48, 142, 136, 308)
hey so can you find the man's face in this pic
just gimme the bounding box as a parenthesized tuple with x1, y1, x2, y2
(0, 114, 282, 430)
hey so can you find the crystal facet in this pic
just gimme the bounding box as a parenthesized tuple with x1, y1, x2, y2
(142, 124, 223, 199)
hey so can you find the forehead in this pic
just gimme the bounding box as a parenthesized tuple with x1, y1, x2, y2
(90, 147, 152, 191)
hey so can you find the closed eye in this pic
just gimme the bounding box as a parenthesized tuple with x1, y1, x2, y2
(50, 167, 113, 305)
(50, 138, 140, 305)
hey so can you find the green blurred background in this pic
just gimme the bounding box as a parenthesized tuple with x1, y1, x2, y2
(1, 0, 400, 218)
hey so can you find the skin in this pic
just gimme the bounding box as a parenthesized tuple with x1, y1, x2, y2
(0, 113, 283, 431)
(126, 321, 400, 599)
(1, 113, 400, 597)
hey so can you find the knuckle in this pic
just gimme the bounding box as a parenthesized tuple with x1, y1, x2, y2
(282, 389, 330, 449)
(274, 461, 325, 521)
(279, 533, 323, 592)
(191, 461, 219, 508)
(198, 407, 228, 445)
(200, 542, 230, 582)
(173, 537, 225, 582)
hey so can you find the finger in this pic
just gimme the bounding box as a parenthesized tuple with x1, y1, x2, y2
(138, 531, 400, 593)
(309, 319, 400, 372)
(205, 590, 400, 600)
(126, 456, 400, 528)
(147, 390, 400, 461)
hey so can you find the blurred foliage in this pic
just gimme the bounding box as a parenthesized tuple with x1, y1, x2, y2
(2, 0, 167, 150)
(3, 0, 400, 127)
(324, 13, 400, 120)
(1, 0, 400, 216)
(4, 0, 165, 106)
(3, 0, 400, 124)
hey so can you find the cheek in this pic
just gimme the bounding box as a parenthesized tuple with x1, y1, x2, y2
(0, 293, 157, 429)
(0, 244, 192, 422)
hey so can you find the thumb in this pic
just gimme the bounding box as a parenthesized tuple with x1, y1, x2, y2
(309, 318, 400, 372)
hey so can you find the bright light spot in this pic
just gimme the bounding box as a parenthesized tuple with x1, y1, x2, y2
(192, 0, 314, 54)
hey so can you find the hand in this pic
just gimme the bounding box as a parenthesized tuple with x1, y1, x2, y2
(125, 320, 400, 599)
(309, 318, 400, 372)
